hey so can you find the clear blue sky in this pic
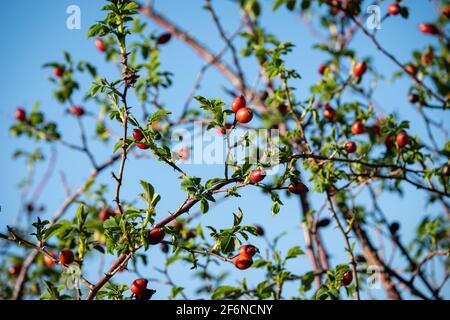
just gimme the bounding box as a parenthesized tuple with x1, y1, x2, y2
(0, 0, 448, 299)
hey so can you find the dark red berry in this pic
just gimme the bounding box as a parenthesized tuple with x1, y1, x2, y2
(249, 169, 266, 184)
(147, 228, 165, 245)
(95, 38, 106, 52)
(156, 33, 172, 45)
(59, 248, 74, 265)
(15, 108, 26, 122)
(340, 271, 353, 286)
(288, 182, 309, 195)
(254, 225, 265, 236)
(419, 23, 439, 35)
(53, 67, 64, 78)
(318, 64, 328, 75)
(133, 129, 144, 141)
(323, 105, 336, 121)
(68, 106, 85, 117)
(405, 64, 418, 77)
(345, 141, 357, 153)
(389, 222, 400, 234)
(99, 208, 115, 222)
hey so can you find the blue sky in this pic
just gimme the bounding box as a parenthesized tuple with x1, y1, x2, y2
(0, 0, 448, 299)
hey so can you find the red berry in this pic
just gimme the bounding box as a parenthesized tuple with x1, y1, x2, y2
(443, 5, 450, 18)
(323, 105, 336, 121)
(178, 147, 189, 160)
(408, 93, 419, 104)
(231, 96, 246, 113)
(136, 142, 150, 150)
(15, 108, 26, 122)
(147, 228, 165, 245)
(345, 141, 357, 153)
(235, 107, 253, 123)
(421, 50, 434, 65)
(249, 169, 266, 184)
(9, 263, 22, 276)
(99, 208, 115, 222)
(318, 64, 328, 75)
(405, 64, 418, 77)
(59, 248, 74, 265)
(351, 121, 366, 135)
(255, 225, 265, 236)
(216, 124, 232, 135)
(133, 129, 144, 141)
(53, 67, 64, 78)
(43, 251, 56, 268)
(288, 182, 309, 195)
(372, 122, 381, 137)
(419, 23, 439, 35)
(239, 245, 258, 257)
(68, 106, 85, 117)
(131, 278, 148, 296)
(233, 255, 253, 270)
(353, 61, 367, 78)
(156, 33, 172, 45)
(396, 131, 410, 148)
(340, 271, 353, 286)
(385, 135, 395, 149)
(95, 37, 106, 52)
(388, 3, 401, 16)
(278, 104, 288, 114)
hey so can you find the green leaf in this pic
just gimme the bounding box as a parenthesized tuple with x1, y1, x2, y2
(286, 246, 304, 259)
(200, 198, 209, 214)
(42, 223, 64, 241)
(149, 109, 171, 124)
(211, 286, 242, 300)
(140, 180, 155, 205)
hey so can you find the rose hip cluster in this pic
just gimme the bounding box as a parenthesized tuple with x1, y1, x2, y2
(232, 245, 258, 270)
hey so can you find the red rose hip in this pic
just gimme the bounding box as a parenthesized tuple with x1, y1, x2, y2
(99, 208, 115, 222)
(147, 228, 165, 245)
(351, 121, 365, 135)
(235, 107, 253, 123)
(288, 182, 309, 195)
(340, 271, 353, 286)
(95, 37, 106, 52)
(15, 108, 26, 122)
(136, 142, 150, 150)
(133, 129, 144, 141)
(131, 278, 148, 296)
(388, 3, 401, 16)
(419, 23, 439, 35)
(353, 61, 367, 78)
(233, 255, 253, 270)
(68, 106, 85, 117)
(53, 67, 64, 78)
(239, 245, 258, 257)
(396, 131, 410, 148)
(59, 248, 74, 265)
(323, 105, 336, 121)
(249, 169, 266, 184)
(345, 141, 357, 153)
(232, 96, 246, 113)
